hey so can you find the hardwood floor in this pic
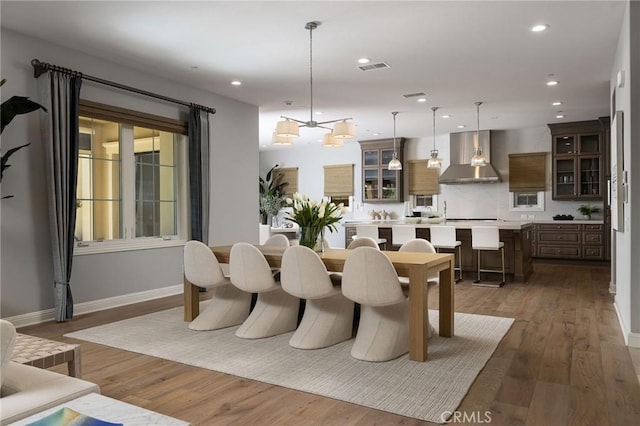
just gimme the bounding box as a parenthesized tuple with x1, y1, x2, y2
(17, 261, 640, 425)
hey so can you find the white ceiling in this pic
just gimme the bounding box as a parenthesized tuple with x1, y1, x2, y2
(1, 1, 626, 150)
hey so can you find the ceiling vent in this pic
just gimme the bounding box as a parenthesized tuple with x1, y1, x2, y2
(403, 92, 427, 99)
(357, 62, 390, 71)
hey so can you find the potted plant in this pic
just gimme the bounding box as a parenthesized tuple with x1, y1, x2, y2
(577, 204, 600, 220)
(1, 78, 47, 199)
(259, 164, 287, 225)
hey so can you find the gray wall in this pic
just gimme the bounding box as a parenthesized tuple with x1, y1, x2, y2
(1, 29, 259, 318)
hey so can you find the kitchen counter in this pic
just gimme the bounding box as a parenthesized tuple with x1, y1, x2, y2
(343, 220, 533, 282)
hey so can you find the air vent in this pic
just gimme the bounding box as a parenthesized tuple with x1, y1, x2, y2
(403, 92, 427, 99)
(357, 62, 390, 71)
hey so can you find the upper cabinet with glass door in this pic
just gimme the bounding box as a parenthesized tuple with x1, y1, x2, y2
(549, 120, 605, 201)
(359, 138, 405, 203)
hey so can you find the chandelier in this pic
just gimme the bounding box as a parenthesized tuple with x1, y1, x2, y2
(427, 106, 443, 168)
(274, 21, 356, 144)
(470, 101, 488, 166)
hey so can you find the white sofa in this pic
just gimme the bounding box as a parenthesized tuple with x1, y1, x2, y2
(0, 319, 100, 425)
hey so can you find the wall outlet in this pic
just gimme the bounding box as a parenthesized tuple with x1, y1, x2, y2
(527, 214, 535, 220)
(520, 214, 528, 220)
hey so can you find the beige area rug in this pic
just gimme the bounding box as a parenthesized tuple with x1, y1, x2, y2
(66, 305, 513, 423)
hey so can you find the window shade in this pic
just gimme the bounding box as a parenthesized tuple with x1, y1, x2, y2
(275, 167, 298, 197)
(324, 164, 354, 197)
(79, 100, 188, 135)
(509, 152, 547, 192)
(407, 160, 439, 195)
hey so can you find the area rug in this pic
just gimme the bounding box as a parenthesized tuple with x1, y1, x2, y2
(66, 306, 513, 423)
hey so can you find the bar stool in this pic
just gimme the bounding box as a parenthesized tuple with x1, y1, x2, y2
(471, 226, 505, 287)
(429, 225, 463, 282)
(354, 225, 387, 250)
(391, 225, 416, 248)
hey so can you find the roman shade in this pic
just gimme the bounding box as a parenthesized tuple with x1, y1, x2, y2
(275, 167, 298, 197)
(324, 164, 354, 197)
(508, 152, 547, 192)
(408, 160, 439, 195)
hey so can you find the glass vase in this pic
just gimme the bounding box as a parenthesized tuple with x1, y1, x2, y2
(299, 225, 324, 252)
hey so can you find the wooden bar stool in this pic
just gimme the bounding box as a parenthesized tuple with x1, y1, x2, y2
(471, 226, 505, 287)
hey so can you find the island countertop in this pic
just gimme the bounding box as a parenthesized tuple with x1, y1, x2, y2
(342, 219, 535, 230)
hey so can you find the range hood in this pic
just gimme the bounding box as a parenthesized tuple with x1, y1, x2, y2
(439, 130, 501, 184)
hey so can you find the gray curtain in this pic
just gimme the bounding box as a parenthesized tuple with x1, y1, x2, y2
(188, 107, 210, 243)
(37, 72, 82, 322)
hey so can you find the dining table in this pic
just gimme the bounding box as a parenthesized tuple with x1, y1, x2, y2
(184, 245, 455, 362)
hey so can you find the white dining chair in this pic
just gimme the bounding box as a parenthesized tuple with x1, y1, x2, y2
(391, 225, 416, 248)
(398, 238, 438, 338)
(471, 226, 505, 287)
(429, 225, 463, 282)
(280, 245, 354, 349)
(347, 236, 380, 250)
(183, 240, 251, 331)
(229, 243, 300, 338)
(354, 225, 387, 250)
(264, 234, 290, 247)
(341, 247, 409, 362)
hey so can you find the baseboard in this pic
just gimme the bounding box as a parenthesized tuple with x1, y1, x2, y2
(6, 284, 183, 329)
(628, 332, 640, 348)
(613, 301, 631, 346)
(609, 280, 616, 294)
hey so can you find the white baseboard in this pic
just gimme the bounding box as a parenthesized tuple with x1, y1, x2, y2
(609, 280, 616, 294)
(6, 284, 183, 329)
(612, 301, 640, 347)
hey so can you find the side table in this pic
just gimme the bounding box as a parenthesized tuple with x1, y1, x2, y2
(11, 333, 82, 377)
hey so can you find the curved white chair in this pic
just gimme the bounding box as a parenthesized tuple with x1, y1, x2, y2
(398, 238, 439, 338)
(264, 234, 290, 247)
(347, 236, 380, 250)
(341, 247, 409, 362)
(229, 243, 300, 338)
(184, 240, 252, 331)
(391, 225, 416, 247)
(354, 225, 387, 249)
(280, 246, 354, 349)
(429, 225, 463, 282)
(471, 226, 505, 287)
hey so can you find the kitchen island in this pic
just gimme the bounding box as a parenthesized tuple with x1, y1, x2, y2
(343, 220, 534, 282)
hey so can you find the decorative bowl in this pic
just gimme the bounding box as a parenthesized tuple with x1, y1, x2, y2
(404, 217, 421, 224)
(424, 216, 444, 224)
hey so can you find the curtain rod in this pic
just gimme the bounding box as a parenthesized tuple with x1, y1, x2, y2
(31, 59, 216, 115)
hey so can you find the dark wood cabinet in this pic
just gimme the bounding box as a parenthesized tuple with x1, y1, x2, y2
(533, 223, 604, 260)
(358, 138, 405, 203)
(549, 121, 605, 200)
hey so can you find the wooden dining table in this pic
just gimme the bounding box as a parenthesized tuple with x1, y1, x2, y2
(184, 245, 455, 362)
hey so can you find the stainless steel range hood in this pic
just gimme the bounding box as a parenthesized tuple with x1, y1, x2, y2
(439, 130, 501, 184)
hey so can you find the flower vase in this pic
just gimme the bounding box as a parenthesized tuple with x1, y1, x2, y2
(299, 226, 324, 252)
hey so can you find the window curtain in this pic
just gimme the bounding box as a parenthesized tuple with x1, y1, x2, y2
(188, 107, 210, 243)
(37, 72, 82, 322)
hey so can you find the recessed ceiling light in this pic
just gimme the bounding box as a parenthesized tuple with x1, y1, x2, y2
(417, 98, 427, 103)
(190, 65, 199, 70)
(372, 132, 380, 136)
(231, 80, 242, 86)
(358, 58, 371, 64)
(547, 80, 559, 86)
(441, 114, 451, 119)
(457, 125, 466, 129)
(556, 114, 565, 119)
(315, 111, 323, 115)
(531, 24, 549, 32)
(552, 101, 563, 106)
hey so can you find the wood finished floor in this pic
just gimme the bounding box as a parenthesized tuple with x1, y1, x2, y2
(17, 261, 640, 425)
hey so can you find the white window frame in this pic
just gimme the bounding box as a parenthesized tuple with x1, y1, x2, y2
(74, 125, 189, 256)
(509, 191, 545, 212)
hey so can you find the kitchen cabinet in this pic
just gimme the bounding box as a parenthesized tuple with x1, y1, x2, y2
(534, 223, 604, 260)
(359, 138, 405, 203)
(548, 120, 605, 200)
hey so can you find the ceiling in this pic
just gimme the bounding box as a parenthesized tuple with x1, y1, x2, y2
(1, 1, 626, 150)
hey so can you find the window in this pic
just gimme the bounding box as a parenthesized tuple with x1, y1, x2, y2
(75, 101, 188, 253)
(509, 191, 545, 211)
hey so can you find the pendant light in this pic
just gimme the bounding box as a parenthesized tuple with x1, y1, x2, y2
(427, 106, 443, 168)
(470, 101, 488, 167)
(323, 131, 344, 148)
(274, 21, 356, 142)
(388, 112, 402, 171)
